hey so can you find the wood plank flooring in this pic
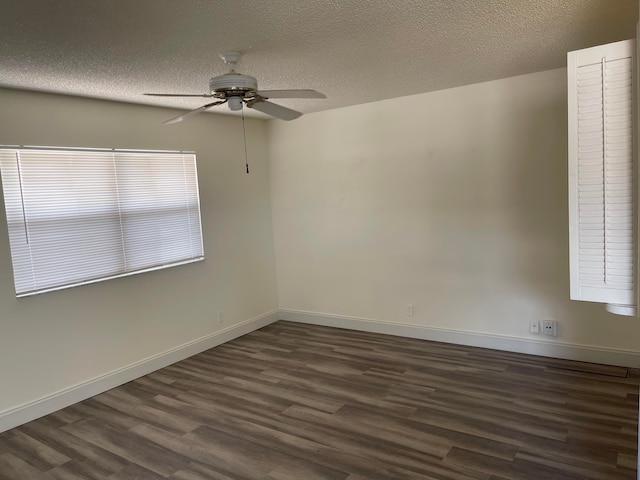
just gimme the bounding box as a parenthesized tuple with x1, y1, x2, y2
(0, 321, 637, 479)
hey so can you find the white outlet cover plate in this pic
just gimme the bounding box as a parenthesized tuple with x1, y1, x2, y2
(543, 320, 557, 336)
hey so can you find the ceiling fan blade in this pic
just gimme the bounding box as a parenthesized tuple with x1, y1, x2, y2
(145, 93, 215, 98)
(255, 89, 326, 99)
(247, 100, 303, 121)
(163, 100, 227, 125)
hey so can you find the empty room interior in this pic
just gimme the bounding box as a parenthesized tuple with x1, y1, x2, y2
(0, 1, 639, 479)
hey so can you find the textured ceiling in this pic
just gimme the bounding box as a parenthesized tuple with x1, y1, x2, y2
(0, 0, 637, 120)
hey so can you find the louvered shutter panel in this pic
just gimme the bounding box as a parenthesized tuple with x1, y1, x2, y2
(568, 39, 635, 305)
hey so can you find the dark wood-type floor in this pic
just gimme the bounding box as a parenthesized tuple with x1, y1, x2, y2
(0, 321, 638, 480)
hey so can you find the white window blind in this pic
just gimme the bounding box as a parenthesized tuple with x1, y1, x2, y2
(0, 147, 204, 297)
(568, 39, 635, 305)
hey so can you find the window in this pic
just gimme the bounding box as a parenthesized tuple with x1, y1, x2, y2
(0, 147, 204, 297)
(567, 39, 635, 307)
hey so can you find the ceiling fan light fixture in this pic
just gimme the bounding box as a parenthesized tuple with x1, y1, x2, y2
(228, 96, 243, 111)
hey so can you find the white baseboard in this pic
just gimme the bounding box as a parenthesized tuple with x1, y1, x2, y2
(0, 309, 279, 433)
(279, 309, 640, 368)
(3, 308, 637, 434)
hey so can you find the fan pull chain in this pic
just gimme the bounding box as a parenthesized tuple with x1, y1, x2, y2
(241, 106, 249, 174)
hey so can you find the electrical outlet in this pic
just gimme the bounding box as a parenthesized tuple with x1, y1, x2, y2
(406, 304, 414, 316)
(529, 319, 540, 334)
(542, 320, 557, 336)
(217, 311, 224, 325)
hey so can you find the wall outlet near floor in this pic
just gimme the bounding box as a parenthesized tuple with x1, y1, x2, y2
(406, 304, 414, 316)
(529, 319, 540, 334)
(217, 311, 224, 325)
(542, 320, 557, 336)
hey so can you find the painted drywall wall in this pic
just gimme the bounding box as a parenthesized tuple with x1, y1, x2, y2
(268, 68, 640, 357)
(0, 89, 278, 414)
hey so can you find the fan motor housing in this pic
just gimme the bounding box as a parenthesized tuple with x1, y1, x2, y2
(209, 73, 258, 95)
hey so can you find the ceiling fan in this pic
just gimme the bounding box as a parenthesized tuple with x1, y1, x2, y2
(144, 52, 326, 124)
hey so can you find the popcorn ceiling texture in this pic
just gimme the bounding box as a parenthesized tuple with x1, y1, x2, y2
(0, 0, 636, 118)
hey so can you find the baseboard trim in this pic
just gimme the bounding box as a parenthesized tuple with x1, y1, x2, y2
(0, 309, 279, 433)
(279, 309, 640, 368)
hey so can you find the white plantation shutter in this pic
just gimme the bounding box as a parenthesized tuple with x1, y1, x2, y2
(568, 40, 635, 305)
(0, 147, 204, 297)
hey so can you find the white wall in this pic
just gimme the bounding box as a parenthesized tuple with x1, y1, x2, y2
(268, 68, 640, 363)
(0, 89, 279, 420)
